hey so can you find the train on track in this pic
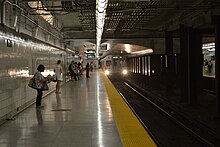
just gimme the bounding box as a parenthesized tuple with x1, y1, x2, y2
(100, 54, 128, 75)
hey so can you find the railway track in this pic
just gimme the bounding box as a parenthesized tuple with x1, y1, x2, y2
(108, 75, 220, 147)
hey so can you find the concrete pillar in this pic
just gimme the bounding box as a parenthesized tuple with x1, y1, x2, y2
(140, 57, 143, 75)
(188, 28, 199, 105)
(194, 30, 203, 96)
(212, 16, 220, 117)
(180, 26, 202, 105)
(180, 25, 189, 102)
(165, 31, 175, 95)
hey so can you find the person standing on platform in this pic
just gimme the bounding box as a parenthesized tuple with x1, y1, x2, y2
(90, 62, 93, 72)
(86, 63, 90, 78)
(208, 60, 213, 73)
(54, 60, 63, 94)
(78, 62, 83, 76)
(74, 62, 80, 80)
(35, 64, 50, 108)
(68, 60, 75, 81)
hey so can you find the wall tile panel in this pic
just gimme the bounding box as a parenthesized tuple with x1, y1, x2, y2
(0, 33, 66, 121)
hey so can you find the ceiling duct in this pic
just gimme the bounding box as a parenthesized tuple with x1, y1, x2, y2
(61, 0, 95, 11)
(61, 1, 76, 11)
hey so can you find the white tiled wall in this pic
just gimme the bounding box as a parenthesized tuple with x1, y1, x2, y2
(0, 35, 66, 121)
(0, 1, 69, 123)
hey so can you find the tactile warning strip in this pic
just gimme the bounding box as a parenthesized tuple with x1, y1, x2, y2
(101, 72, 157, 147)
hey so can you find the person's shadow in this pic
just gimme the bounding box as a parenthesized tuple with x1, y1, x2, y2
(56, 93, 61, 108)
(36, 109, 43, 127)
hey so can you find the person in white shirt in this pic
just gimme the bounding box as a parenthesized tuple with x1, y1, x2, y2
(54, 60, 63, 94)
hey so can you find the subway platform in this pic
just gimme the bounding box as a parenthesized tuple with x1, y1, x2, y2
(0, 70, 156, 147)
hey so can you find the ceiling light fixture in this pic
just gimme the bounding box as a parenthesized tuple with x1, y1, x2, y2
(96, 0, 108, 58)
(130, 49, 154, 55)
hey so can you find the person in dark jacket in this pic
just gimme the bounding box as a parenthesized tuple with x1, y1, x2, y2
(86, 63, 90, 78)
(68, 60, 75, 80)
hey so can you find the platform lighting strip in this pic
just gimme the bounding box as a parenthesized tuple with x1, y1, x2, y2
(202, 43, 215, 49)
(0, 31, 72, 53)
(130, 49, 154, 54)
(0, 31, 50, 50)
(96, 0, 108, 57)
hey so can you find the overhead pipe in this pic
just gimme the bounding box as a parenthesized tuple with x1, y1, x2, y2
(21, 13, 62, 40)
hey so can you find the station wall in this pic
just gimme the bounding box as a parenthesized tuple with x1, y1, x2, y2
(0, 32, 66, 124)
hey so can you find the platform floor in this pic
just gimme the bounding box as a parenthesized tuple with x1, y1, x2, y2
(0, 71, 122, 147)
(0, 70, 156, 147)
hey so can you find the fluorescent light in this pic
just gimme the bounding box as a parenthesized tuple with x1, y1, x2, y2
(131, 49, 153, 55)
(124, 44, 131, 53)
(96, 0, 108, 57)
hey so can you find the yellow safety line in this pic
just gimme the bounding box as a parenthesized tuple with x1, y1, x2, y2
(101, 72, 157, 147)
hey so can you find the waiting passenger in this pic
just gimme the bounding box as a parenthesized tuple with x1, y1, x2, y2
(208, 60, 213, 73)
(35, 64, 50, 108)
(68, 60, 75, 80)
(74, 62, 80, 80)
(86, 63, 90, 78)
(90, 62, 93, 72)
(54, 60, 63, 94)
(78, 62, 83, 76)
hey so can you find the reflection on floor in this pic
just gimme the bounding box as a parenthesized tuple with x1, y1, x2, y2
(0, 70, 123, 147)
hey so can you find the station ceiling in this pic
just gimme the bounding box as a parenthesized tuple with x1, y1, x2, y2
(23, 0, 220, 55)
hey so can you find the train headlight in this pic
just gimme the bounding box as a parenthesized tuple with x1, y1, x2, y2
(105, 70, 110, 75)
(122, 69, 128, 75)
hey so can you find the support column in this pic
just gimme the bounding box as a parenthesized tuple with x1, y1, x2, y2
(161, 55, 166, 86)
(140, 57, 143, 75)
(195, 31, 203, 96)
(180, 27, 201, 105)
(188, 28, 199, 105)
(212, 16, 220, 117)
(165, 31, 175, 95)
(180, 25, 189, 102)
